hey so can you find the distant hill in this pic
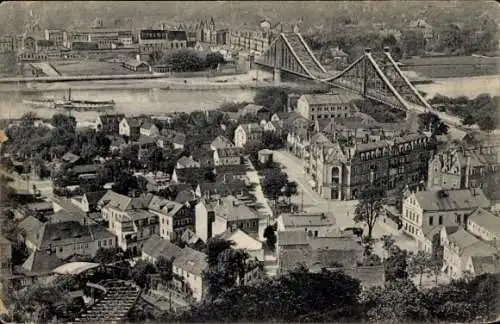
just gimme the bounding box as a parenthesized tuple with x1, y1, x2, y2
(0, 1, 497, 36)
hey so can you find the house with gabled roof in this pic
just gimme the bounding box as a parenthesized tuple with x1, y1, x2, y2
(211, 196, 260, 238)
(140, 120, 160, 137)
(210, 135, 234, 151)
(172, 247, 208, 302)
(142, 234, 182, 263)
(277, 212, 338, 238)
(119, 116, 148, 140)
(16, 250, 63, 287)
(467, 207, 500, 242)
(442, 227, 498, 278)
(61, 152, 81, 165)
(157, 200, 195, 242)
(234, 123, 263, 148)
(71, 190, 107, 213)
(219, 228, 264, 261)
(176, 156, 200, 169)
(276, 231, 363, 276)
(214, 147, 243, 166)
(464, 255, 500, 277)
(96, 113, 125, 134)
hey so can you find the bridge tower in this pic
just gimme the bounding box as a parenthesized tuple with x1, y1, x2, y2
(273, 36, 282, 83)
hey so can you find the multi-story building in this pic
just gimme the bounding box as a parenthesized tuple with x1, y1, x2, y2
(296, 92, 360, 121)
(172, 247, 208, 302)
(195, 196, 260, 242)
(138, 29, 188, 54)
(214, 147, 243, 166)
(0, 235, 12, 275)
(233, 123, 264, 148)
(97, 191, 159, 254)
(216, 29, 230, 46)
(44, 29, 64, 48)
(305, 131, 431, 201)
(0, 36, 15, 53)
(194, 18, 217, 44)
(402, 188, 491, 251)
(230, 29, 270, 53)
(152, 199, 195, 243)
(64, 28, 133, 49)
(427, 147, 491, 190)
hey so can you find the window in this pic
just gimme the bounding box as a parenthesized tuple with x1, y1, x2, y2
(439, 215, 443, 225)
(59, 247, 63, 252)
(103, 240, 107, 246)
(429, 216, 433, 226)
(456, 214, 461, 224)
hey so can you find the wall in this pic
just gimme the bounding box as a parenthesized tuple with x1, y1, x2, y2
(296, 96, 310, 119)
(195, 202, 210, 242)
(234, 127, 246, 148)
(212, 216, 228, 237)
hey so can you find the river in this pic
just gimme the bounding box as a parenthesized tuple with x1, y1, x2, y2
(0, 88, 257, 122)
(0, 74, 498, 122)
(415, 74, 500, 99)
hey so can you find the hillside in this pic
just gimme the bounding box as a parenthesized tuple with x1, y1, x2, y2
(0, 1, 497, 36)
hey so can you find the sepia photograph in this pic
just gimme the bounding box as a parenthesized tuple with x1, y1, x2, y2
(0, 1, 499, 322)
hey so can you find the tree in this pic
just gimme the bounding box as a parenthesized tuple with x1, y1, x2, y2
(462, 113, 476, 126)
(362, 279, 430, 321)
(253, 87, 290, 111)
(205, 52, 225, 69)
(261, 168, 289, 207)
(407, 250, 433, 288)
(143, 146, 164, 172)
(400, 30, 426, 57)
(418, 112, 448, 135)
(353, 186, 384, 243)
(384, 245, 408, 281)
(132, 259, 157, 290)
(51, 114, 76, 133)
(92, 247, 124, 264)
(155, 256, 173, 282)
(149, 49, 165, 66)
(381, 235, 395, 259)
(262, 131, 285, 149)
(263, 224, 277, 251)
(203, 237, 249, 299)
(111, 170, 138, 195)
(477, 113, 496, 133)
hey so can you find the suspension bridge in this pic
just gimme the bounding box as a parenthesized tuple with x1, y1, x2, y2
(254, 32, 463, 128)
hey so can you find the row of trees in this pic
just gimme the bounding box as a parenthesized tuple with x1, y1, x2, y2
(163, 265, 499, 323)
(4, 112, 110, 164)
(149, 50, 225, 72)
(430, 93, 499, 132)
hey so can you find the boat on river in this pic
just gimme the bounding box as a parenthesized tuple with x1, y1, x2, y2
(23, 89, 115, 112)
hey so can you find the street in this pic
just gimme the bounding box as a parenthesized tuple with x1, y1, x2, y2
(1, 169, 54, 198)
(272, 150, 418, 256)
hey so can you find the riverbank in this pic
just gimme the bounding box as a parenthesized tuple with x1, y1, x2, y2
(415, 74, 500, 99)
